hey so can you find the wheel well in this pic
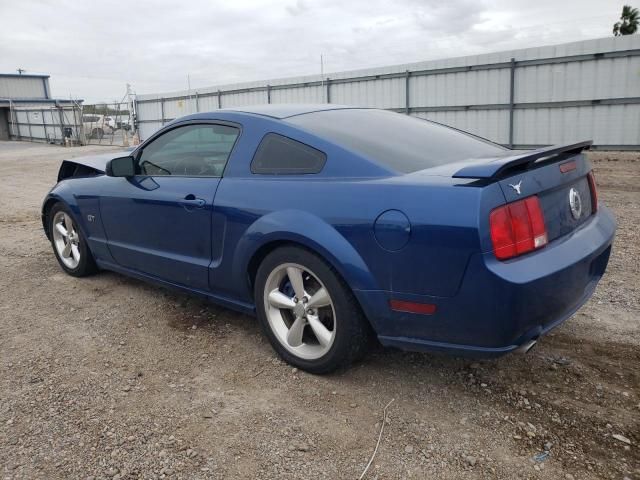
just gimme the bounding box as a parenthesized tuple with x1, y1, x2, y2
(246, 239, 377, 339)
(247, 240, 349, 297)
(246, 240, 291, 296)
(41, 198, 60, 239)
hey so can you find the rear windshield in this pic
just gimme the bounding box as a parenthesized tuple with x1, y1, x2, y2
(287, 109, 507, 173)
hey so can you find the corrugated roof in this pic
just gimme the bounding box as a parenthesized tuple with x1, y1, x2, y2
(0, 73, 50, 79)
(0, 98, 80, 105)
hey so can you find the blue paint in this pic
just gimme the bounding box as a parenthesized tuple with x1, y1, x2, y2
(42, 106, 616, 357)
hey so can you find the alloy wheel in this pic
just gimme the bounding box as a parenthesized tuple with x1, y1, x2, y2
(263, 263, 336, 360)
(52, 211, 81, 269)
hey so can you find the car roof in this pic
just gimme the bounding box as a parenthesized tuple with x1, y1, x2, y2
(185, 104, 364, 120)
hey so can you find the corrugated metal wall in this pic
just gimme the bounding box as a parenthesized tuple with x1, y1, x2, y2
(0, 75, 49, 99)
(135, 35, 640, 149)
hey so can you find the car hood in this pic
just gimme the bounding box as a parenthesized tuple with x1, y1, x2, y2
(64, 149, 135, 173)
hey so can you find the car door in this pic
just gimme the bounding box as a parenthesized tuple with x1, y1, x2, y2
(99, 122, 240, 290)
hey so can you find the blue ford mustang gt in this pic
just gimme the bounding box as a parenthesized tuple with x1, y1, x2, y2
(42, 105, 616, 373)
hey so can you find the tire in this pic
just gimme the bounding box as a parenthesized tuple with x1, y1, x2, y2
(254, 245, 371, 374)
(49, 203, 98, 277)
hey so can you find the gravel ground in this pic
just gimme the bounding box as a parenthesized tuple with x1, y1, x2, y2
(0, 141, 638, 480)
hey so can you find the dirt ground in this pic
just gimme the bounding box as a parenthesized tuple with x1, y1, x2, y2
(0, 141, 638, 480)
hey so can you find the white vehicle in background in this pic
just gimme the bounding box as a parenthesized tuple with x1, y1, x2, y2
(104, 116, 117, 130)
(82, 114, 113, 139)
(116, 115, 132, 131)
(102, 115, 132, 131)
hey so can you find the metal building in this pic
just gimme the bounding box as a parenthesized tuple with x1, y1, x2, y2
(135, 35, 640, 149)
(0, 73, 81, 143)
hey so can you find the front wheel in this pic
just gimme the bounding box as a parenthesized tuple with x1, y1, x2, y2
(255, 246, 371, 373)
(49, 203, 98, 277)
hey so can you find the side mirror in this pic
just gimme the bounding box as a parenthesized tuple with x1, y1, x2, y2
(106, 155, 136, 177)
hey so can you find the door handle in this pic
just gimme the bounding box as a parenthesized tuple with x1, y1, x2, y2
(180, 194, 206, 209)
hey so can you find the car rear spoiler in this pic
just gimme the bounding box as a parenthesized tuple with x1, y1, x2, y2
(452, 140, 592, 179)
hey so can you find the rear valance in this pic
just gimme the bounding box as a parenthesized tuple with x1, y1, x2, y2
(453, 141, 592, 179)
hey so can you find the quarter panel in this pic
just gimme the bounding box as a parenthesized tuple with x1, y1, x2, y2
(208, 178, 384, 301)
(210, 174, 493, 303)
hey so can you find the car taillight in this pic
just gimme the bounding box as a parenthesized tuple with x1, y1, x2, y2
(490, 196, 548, 260)
(587, 171, 598, 213)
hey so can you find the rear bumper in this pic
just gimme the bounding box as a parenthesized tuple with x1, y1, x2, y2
(355, 206, 616, 357)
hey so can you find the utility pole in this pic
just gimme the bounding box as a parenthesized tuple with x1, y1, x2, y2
(126, 83, 133, 108)
(125, 83, 133, 114)
(187, 74, 194, 113)
(17, 68, 25, 75)
(126, 83, 134, 128)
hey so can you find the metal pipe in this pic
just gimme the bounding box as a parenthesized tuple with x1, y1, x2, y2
(508, 57, 516, 148)
(326, 77, 331, 104)
(26, 107, 33, 140)
(41, 109, 48, 142)
(514, 339, 537, 354)
(389, 96, 640, 114)
(57, 106, 66, 143)
(405, 70, 410, 115)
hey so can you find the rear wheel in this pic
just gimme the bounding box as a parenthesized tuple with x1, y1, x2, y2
(255, 246, 371, 373)
(49, 203, 97, 277)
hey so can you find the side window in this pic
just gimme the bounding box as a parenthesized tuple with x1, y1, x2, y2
(138, 124, 239, 177)
(251, 133, 327, 174)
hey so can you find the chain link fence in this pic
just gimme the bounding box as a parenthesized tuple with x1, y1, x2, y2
(82, 102, 137, 146)
(7, 100, 139, 147)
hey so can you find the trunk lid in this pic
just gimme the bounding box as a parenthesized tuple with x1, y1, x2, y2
(497, 154, 595, 243)
(453, 141, 596, 244)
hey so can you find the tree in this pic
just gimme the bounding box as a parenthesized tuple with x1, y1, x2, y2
(613, 5, 639, 36)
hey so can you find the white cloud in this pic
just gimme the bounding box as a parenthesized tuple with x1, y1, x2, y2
(0, 0, 627, 102)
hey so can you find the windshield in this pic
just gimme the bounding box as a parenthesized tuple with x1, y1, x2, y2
(287, 109, 507, 173)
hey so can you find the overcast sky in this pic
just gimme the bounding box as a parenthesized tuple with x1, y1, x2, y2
(0, 0, 629, 102)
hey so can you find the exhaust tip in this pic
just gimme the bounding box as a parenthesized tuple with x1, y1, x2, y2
(515, 339, 537, 355)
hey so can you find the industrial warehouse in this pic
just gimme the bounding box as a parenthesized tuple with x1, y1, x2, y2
(134, 35, 640, 149)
